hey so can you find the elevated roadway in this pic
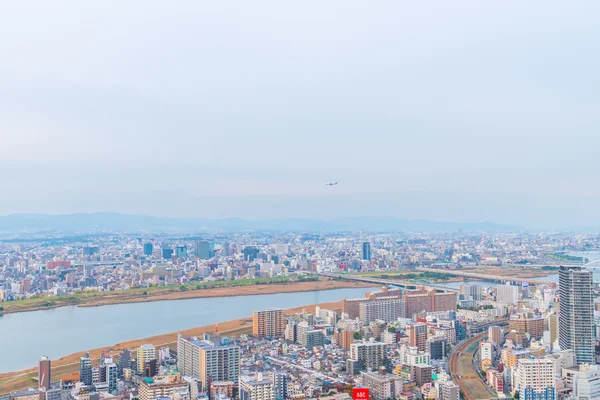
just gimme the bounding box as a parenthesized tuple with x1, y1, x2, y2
(415, 267, 553, 285)
(318, 272, 459, 292)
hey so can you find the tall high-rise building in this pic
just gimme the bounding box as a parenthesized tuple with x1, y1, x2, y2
(362, 242, 371, 261)
(106, 362, 118, 393)
(177, 334, 240, 390)
(488, 326, 503, 347)
(176, 245, 187, 259)
(195, 240, 211, 259)
(348, 342, 386, 374)
(516, 358, 555, 400)
(359, 298, 405, 324)
(407, 323, 428, 353)
(253, 309, 285, 339)
(38, 356, 51, 391)
(137, 344, 157, 374)
(496, 284, 519, 304)
(559, 265, 594, 365)
(272, 372, 287, 400)
(118, 349, 131, 376)
(143, 242, 153, 256)
(460, 284, 482, 301)
(80, 352, 93, 386)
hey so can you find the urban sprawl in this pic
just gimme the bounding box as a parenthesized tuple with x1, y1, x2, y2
(2, 232, 600, 400)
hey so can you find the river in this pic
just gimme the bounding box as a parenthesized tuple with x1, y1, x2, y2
(0, 286, 377, 373)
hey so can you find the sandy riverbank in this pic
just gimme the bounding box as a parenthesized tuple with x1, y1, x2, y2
(0, 300, 344, 395)
(0, 279, 371, 315)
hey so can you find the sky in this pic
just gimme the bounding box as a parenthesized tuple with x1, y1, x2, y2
(0, 1, 599, 229)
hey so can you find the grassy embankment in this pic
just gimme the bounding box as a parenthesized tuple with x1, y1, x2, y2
(0, 276, 369, 315)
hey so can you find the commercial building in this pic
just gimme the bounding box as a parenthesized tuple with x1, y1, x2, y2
(516, 358, 556, 400)
(137, 344, 156, 374)
(253, 309, 285, 339)
(143, 242, 153, 256)
(359, 298, 405, 324)
(559, 266, 594, 365)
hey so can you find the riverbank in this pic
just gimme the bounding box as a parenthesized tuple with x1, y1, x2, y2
(0, 300, 343, 395)
(0, 278, 371, 315)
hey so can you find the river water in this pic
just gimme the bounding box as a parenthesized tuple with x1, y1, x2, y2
(0, 286, 377, 373)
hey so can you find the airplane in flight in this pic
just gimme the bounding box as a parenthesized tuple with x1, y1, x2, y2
(326, 182, 338, 186)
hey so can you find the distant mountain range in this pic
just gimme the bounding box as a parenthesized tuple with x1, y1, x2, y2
(0, 213, 521, 233)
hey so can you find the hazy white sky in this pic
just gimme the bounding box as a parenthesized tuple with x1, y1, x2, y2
(1, 1, 599, 228)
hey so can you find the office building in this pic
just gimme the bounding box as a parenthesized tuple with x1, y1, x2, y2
(138, 375, 190, 400)
(143, 242, 153, 256)
(427, 337, 449, 360)
(362, 242, 371, 261)
(496, 284, 519, 304)
(137, 344, 156, 374)
(480, 341, 493, 363)
(359, 298, 405, 324)
(516, 358, 555, 400)
(239, 373, 274, 400)
(253, 309, 285, 339)
(80, 352, 93, 386)
(176, 245, 187, 259)
(559, 265, 594, 365)
(162, 248, 173, 260)
(38, 356, 51, 391)
(195, 241, 211, 259)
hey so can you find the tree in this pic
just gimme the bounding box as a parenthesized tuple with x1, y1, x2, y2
(142, 291, 148, 295)
(0, 306, 3, 311)
(353, 332, 361, 340)
(179, 285, 188, 292)
(388, 327, 396, 333)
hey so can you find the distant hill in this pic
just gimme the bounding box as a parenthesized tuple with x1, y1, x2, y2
(0, 213, 521, 233)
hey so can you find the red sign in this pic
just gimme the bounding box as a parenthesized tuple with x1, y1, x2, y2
(353, 388, 369, 400)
